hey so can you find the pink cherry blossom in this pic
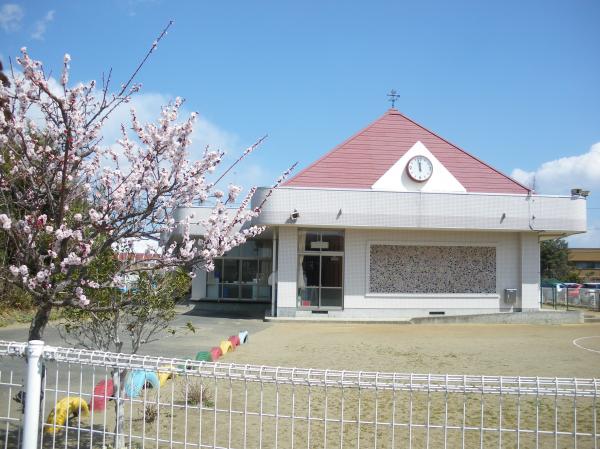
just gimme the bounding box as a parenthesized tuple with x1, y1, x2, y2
(0, 45, 294, 338)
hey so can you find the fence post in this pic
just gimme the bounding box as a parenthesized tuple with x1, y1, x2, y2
(22, 340, 44, 449)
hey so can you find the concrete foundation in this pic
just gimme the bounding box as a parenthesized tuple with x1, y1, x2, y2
(266, 310, 583, 325)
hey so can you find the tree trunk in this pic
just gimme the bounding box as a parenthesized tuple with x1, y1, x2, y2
(28, 301, 53, 341)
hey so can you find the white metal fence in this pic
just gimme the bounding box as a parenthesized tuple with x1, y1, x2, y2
(1, 340, 599, 449)
(541, 287, 600, 311)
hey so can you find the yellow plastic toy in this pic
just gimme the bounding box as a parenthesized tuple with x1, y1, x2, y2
(157, 371, 175, 386)
(157, 363, 177, 386)
(45, 397, 89, 434)
(219, 340, 234, 354)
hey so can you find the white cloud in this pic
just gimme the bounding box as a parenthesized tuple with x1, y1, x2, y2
(512, 143, 600, 248)
(511, 142, 600, 195)
(31, 9, 54, 40)
(101, 92, 238, 156)
(0, 3, 24, 33)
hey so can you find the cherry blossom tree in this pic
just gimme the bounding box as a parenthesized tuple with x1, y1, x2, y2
(0, 24, 294, 341)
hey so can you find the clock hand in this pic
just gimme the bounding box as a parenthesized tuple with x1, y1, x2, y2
(418, 160, 422, 172)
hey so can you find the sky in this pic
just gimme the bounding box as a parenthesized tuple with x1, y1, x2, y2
(0, 0, 599, 247)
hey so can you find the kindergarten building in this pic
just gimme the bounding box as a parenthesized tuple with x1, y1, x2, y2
(176, 108, 587, 318)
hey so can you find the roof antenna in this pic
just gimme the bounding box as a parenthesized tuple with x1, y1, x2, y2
(387, 89, 400, 109)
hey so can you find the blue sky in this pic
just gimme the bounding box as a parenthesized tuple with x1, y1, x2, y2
(1, 0, 599, 246)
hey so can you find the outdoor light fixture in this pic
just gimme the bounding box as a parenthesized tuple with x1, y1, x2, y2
(290, 209, 300, 220)
(571, 188, 591, 198)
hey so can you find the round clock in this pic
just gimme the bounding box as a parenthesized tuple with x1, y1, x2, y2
(406, 155, 433, 182)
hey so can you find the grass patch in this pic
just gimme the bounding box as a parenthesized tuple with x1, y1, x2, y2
(0, 307, 62, 328)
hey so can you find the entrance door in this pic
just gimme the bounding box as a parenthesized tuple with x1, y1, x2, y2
(297, 230, 344, 309)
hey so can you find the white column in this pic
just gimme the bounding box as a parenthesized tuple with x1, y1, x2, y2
(191, 269, 207, 300)
(276, 227, 298, 316)
(520, 232, 541, 311)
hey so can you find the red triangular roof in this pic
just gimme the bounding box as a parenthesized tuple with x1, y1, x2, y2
(284, 109, 530, 194)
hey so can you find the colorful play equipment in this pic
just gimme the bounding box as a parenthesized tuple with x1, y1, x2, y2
(124, 370, 160, 398)
(195, 351, 212, 362)
(238, 330, 249, 344)
(90, 379, 114, 412)
(157, 371, 174, 387)
(48, 329, 250, 431)
(219, 340, 234, 354)
(210, 346, 223, 361)
(228, 335, 241, 347)
(157, 364, 176, 386)
(45, 397, 89, 434)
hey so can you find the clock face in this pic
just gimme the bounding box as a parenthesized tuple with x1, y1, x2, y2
(406, 155, 433, 182)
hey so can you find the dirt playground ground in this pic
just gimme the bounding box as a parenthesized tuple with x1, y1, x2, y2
(2, 322, 599, 448)
(225, 322, 600, 378)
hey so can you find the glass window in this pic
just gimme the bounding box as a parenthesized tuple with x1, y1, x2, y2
(239, 240, 258, 258)
(225, 245, 240, 258)
(300, 256, 320, 287)
(321, 256, 343, 287)
(241, 260, 258, 283)
(257, 286, 271, 300)
(322, 231, 344, 252)
(222, 259, 239, 283)
(205, 239, 273, 300)
(301, 231, 321, 251)
(222, 284, 239, 299)
(207, 259, 222, 285)
(256, 240, 273, 258)
(300, 230, 345, 252)
(240, 285, 255, 299)
(258, 260, 272, 285)
(320, 288, 343, 307)
(298, 288, 319, 308)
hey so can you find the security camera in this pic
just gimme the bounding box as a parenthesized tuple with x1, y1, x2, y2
(290, 209, 300, 220)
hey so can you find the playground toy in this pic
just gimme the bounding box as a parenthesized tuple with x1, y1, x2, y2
(219, 340, 234, 354)
(210, 346, 223, 361)
(48, 329, 249, 432)
(45, 397, 89, 434)
(90, 379, 114, 412)
(124, 370, 160, 398)
(195, 351, 212, 362)
(238, 330, 249, 344)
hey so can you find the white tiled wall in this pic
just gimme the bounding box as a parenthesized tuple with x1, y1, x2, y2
(276, 226, 540, 317)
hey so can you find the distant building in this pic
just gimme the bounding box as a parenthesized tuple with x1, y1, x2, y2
(568, 248, 600, 282)
(174, 108, 587, 318)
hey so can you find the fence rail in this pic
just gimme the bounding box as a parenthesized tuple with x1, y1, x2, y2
(1, 340, 599, 449)
(541, 286, 600, 311)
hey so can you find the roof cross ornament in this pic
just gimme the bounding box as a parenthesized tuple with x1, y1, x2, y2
(387, 89, 400, 109)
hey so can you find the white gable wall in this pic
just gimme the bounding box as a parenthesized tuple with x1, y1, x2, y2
(371, 141, 467, 192)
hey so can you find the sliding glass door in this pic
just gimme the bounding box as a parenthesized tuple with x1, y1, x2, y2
(297, 230, 344, 309)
